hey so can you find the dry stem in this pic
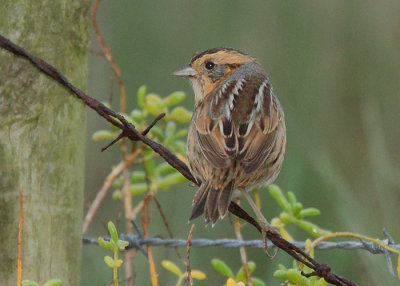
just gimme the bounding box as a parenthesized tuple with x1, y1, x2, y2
(17, 184, 24, 286)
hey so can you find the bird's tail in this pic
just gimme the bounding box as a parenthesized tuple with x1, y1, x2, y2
(189, 181, 234, 224)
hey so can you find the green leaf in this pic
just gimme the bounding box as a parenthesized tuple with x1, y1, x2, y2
(277, 264, 287, 271)
(248, 261, 256, 273)
(131, 171, 145, 183)
(115, 259, 123, 268)
(22, 281, 40, 286)
(236, 269, 245, 281)
(112, 175, 122, 189)
(211, 258, 234, 278)
(107, 221, 119, 243)
(137, 85, 147, 109)
(98, 237, 113, 250)
(286, 269, 309, 286)
(190, 270, 206, 280)
(268, 185, 290, 212)
(104, 256, 115, 268)
(309, 276, 317, 285)
(397, 254, 400, 279)
(155, 162, 176, 175)
(144, 150, 156, 180)
(130, 109, 145, 123)
(294, 219, 323, 237)
(112, 190, 122, 200)
(167, 106, 192, 123)
(164, 91, 186, 107)
(251, 277, 266, 286)
(117, 240, 129, 251)
(304, 239, 315, 263)
(145, 93, 165, 116)
(92, 130, 115, 142)
(149, 126, 164, 140)
(298, 207, 321, 218)
(279, 212, 292, 224)
(315, 277, 328, 286)
(273, 269, 287, 279)
(173, 129, 188, 139)
(131, 183, 147, 196)
(287, 191, 297, 208)
(101, 101, 112, 109)
(236, 262, 255, 281)
(293, 202, 303, 216)
(43, 279, 62, 286)
(158, 173, 187, 190)
(292, 260, 299, 269)
(165, 121, 176, 138)
(161, 260, 182, 276)
(168, 140, 186, 154)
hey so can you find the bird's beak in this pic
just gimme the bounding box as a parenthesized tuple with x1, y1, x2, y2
(172, 65, 197, 77)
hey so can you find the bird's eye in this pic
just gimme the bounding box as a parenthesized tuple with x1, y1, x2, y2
(205, 61, 215, 70)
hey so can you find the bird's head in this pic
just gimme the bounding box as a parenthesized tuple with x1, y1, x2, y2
(173, 48, 256, 102)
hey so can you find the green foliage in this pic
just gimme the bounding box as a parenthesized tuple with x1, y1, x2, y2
(161, 260, 206, 286)
(93, 86, 191, 198)
(211, 258, 266, 286)
(22, 279, 62, 286)
(98, 221, 129, 286)
(268, 185, 330, 238)
(273, 240, 328, 286)
(264, 186, 335, 285)
(211, 258, 234, 278)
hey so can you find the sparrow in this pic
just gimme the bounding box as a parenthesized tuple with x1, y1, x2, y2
(173, 48, 286, 231)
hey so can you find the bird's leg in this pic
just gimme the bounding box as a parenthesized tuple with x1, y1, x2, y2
(240, 189, 279, 258)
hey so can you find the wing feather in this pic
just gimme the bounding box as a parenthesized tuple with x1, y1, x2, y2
(192, 69, 283, 173)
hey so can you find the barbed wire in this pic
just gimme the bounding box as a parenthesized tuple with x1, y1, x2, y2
(83, 234, 399, 252)
(83, 230, 399, 277)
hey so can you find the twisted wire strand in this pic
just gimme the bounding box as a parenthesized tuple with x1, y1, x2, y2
(83, 234, 400, 253)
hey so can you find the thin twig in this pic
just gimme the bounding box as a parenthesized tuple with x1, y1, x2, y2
(82, 148, 143, 234)
(234, 199, 252, 286)
(129, 219, 148, 259)
(186, 225, 195, 286)
(152, 196, 184, 261)
(17, 184, 24, 286)
(131, 200, 144, 220)
(142, 195, 158, 286)
(307, 232, 400, 256)
(306, 231, 400, 278)
(142, 156, 158, 285)
(123, 167, 134, 286)
(92, 0, 126, 113)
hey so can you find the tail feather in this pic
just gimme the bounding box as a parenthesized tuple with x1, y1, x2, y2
(189, 181, 235, 224)
(204, 186, 219, 224)
(217, 180, 234, 218)
(189, 183, 209, 221)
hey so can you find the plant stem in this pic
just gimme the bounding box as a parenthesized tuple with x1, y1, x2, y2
(114, 249, 119, 286)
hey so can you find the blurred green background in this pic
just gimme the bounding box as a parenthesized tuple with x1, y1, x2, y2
(82, 1, 400, 285)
